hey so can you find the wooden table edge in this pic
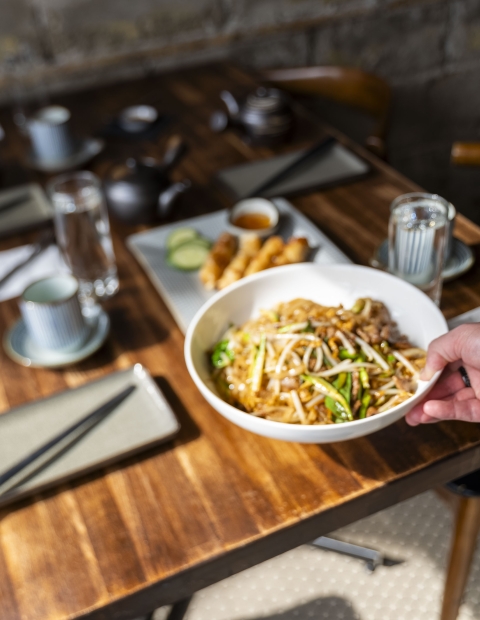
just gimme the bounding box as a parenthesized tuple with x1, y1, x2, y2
(73, 441, 480, 620)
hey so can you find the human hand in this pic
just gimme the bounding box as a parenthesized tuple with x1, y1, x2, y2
(405, 324, 480, 426)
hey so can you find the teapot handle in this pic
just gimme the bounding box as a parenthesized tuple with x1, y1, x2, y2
(162, 135, 188, 172)
(220, 91, 240, 118)
(158, 180, 191, 218)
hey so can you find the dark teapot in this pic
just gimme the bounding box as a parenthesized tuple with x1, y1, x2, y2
(210, 87, 294, 143)
(104, 135, 191, 224)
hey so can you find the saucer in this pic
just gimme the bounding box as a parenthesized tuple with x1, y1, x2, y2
(3, 309, 110, 368)
(373, 238, 475, 282)
(25, 138, 105, 174)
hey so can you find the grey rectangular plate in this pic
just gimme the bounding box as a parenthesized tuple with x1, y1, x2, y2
(0, 183, 53, 238)
(0, 364, 180, 507)
(127, 198, 352, 334)
(216, 142, 370, 200)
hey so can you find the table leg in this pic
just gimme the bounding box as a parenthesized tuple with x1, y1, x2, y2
(441, 496, 480, 620)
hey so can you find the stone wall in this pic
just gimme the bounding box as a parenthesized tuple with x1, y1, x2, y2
(1, 0, 480, 221)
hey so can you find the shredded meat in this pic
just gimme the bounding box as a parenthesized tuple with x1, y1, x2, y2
(352, 371, 360, 402)
(393, 375, 416, 393)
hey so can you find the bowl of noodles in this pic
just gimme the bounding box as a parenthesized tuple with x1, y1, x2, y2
(184, 263, 448, 442)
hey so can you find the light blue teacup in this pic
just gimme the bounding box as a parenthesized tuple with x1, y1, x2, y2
(20, 275, 88, 352)
(27, 106, 76, 162)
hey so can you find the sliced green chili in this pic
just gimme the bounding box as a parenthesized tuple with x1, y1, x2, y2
(211, 340, 235, 368)
(359, 367, 370, 389)
(302, 374, 353, 421)
(359, 393, 371, 419)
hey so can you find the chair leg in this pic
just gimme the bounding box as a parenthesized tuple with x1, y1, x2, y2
(165, 597, 193, 620)
(441, 496, 480, 620)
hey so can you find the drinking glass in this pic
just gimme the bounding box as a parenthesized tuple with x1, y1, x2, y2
(388, 193, 448, 305)
(49, 171, 119, 311)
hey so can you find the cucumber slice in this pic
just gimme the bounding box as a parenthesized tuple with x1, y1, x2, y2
(178, 237, 211, 250)
(166, 227, 199, 251)
(167, 241, 210, 271)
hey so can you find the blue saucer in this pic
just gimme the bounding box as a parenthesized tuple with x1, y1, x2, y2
(3, 309, 110, 368)
(374, 238, 474, 282)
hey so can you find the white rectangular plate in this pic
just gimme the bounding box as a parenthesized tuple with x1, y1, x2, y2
(127, 198, 352, 334)
(0, 364, 180, 507)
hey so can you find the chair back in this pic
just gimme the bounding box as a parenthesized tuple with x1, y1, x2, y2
(451, 142, 480, 166)
(261, 66, 391, 158)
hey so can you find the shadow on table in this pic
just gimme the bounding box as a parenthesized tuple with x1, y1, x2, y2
(153, 376, 200, 447)
(107, 294, 170, 351)
(235, 596, 358, 620)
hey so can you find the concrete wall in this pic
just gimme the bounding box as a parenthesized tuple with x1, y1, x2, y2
(1, 0, 480, 221)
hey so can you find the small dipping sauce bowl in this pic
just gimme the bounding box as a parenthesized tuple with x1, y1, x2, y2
(119, 105, 158, 133)
(227, 198, 279, 238)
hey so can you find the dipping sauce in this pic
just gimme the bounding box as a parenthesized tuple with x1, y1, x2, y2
(233, 212, 271, 230)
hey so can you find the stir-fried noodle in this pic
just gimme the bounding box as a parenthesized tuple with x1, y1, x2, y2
(209, 298, 426, 424)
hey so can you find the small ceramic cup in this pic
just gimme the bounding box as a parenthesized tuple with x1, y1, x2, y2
(119, 105, 158, 133)
(227, 198, 279, 238)
(27, 106, 76, 162)
(20, 275, 88, 352)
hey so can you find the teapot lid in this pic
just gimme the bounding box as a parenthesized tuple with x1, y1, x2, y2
(106, 158, 165, 189)
(245, 87, 289, 113)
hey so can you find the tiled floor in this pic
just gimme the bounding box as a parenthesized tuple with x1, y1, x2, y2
(149, 491, 480, 620)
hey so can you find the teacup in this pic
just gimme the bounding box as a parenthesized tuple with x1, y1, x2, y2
(20, 275, 88, 352)
(27, 106, 76, 162)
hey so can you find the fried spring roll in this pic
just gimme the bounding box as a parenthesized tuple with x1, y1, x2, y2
(239, 233, 263, 257)
(274, 237, 310, 266)
(217, 234, 262, 290)
(244, 235, 284, 276)
(199, 232, 236, 290)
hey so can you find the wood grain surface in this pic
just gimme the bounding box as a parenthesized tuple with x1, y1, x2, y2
(1, 63, 480, 620)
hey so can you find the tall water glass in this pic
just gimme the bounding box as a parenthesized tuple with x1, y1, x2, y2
(388, 193, 448, 305)
(49, 172, 119, 311)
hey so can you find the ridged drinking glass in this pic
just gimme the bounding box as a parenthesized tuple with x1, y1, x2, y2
(388, 193, 448, 305)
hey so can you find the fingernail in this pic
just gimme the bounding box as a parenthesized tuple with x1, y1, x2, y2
(420, 367, 433, 381)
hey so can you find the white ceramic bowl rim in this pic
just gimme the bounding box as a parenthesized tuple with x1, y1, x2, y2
(185, 263, 448, 437)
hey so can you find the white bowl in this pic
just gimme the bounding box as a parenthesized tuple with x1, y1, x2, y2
(227, 198, 279, 238)
(185, 264, 448, 443)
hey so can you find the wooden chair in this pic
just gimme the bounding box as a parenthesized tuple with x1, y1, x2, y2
(451, 142, 480, 166)
(260, 66, 391, 159)
(438, 473, 480, 620)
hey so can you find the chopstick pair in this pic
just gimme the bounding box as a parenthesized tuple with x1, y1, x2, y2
(244, 135, 336, 199)
(0, 385, 136, 493)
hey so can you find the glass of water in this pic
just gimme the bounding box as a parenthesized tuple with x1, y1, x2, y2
(49, 171, 119, 311)
(388, 193, 448, 305)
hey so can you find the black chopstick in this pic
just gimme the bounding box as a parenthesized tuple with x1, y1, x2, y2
(244, 136, 336, 199)
(0, 385, 136, 488)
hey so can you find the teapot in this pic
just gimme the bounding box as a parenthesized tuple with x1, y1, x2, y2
(104, 135, 191, 224)
(210, 87, 294, 143)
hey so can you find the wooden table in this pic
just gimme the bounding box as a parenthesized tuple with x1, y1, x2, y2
(1, 63, 480, 620)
